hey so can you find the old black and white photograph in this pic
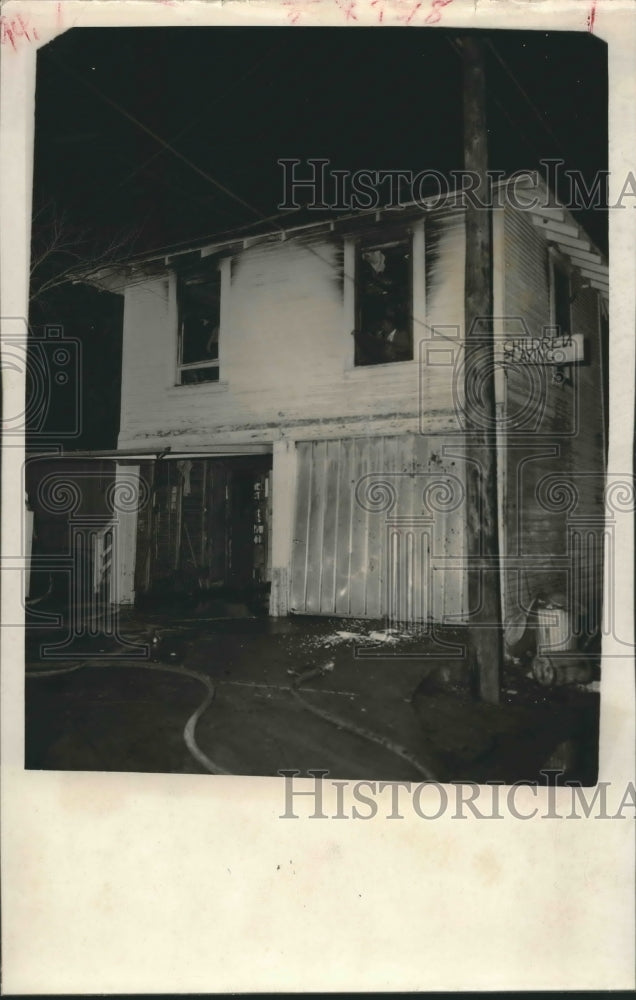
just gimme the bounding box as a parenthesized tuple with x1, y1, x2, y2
(2, 0, 635, 993)
(21, 20, 612, 784)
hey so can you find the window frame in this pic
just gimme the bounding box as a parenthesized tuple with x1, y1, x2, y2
(175, 261, 223, 386)
(352, 227, 415, 368)
(549, 250, 573, 337)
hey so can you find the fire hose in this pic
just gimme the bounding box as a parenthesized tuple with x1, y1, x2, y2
(27, 655, 437, 780)
(290, 664, 437, 780)
(26, 658, 229, 775)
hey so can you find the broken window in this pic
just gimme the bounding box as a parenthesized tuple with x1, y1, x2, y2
(354, 235, 413, 366)
(177, 268, 221, 384)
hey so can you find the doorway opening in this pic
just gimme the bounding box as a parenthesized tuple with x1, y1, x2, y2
(135, 454, 272, 612)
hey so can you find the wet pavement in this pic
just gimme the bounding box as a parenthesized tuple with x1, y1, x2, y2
(25, 607, 600, 783)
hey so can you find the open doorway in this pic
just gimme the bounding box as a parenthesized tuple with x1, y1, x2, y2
(136, 455, 272, 609)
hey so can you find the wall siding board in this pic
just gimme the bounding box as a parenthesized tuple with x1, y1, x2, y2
(348, 437, 370, 618)
(305, 442, 327, 614)
(290, 446, 314, 613)
(396, 434, 416, 625)
(501, 207, 605, 628)
(569, 285, 606, 630)
(291, 434, 467, 622)
(334, 438, 355, 617)
(320, 439, 340, 614)
(364, 435, 384, 619)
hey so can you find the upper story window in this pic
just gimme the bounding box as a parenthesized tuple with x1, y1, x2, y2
(551, 257, 571, 336)
(354, 235, 413, 366)
(177, 267, 221, 384)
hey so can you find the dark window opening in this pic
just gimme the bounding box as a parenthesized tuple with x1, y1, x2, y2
(178, 269, 221, 384)
(354, 237, 413, 366)
(553, 262, 571, 336)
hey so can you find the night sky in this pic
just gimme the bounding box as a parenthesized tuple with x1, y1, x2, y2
(33, 27, 608, 255)
(29, 26, 608, 449)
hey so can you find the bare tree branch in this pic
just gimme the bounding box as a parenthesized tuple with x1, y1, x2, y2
(30, 202, 142, 304)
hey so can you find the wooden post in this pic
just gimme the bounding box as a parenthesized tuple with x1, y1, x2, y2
(269, 438, 298, 616)
(461, 36, 503, 703)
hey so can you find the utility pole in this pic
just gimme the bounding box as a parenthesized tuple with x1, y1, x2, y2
(459, 35, 503, 703)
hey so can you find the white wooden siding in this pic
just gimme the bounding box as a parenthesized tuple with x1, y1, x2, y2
(290, 435, 467, 623)
(118, 218, 466, 450)
(501, 206, 605, 624)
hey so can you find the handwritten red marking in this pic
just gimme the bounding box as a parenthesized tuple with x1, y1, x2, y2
(282, 0, 321, 23)
(587, 1, 597, 32)
(1, 12, 37, 49)
(368, 0, 453, 25)
(399, 2, 423, 24)
(424, 0, 454, 25)
(283, 1, 301, 25)
(335, 0, 358, 20)
(1, 17, 16, 48)
(279, 0, 451, 26)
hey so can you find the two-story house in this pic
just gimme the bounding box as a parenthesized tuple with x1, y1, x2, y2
(30, 176, 608, 638)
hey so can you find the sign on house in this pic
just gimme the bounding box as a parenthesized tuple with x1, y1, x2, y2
(502, 332, 584, 365)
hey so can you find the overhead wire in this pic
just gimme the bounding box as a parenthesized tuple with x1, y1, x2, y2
(36, 45, 316, 296)
(484, 38, 572, 165)
(110, 37, 290, 195)
(41, 51, 269, 229)
(445, 35, 554, 170)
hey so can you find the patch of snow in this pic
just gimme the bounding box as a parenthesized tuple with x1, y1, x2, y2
(368, 630, 405, 643)
(297, 627, 414, 651)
